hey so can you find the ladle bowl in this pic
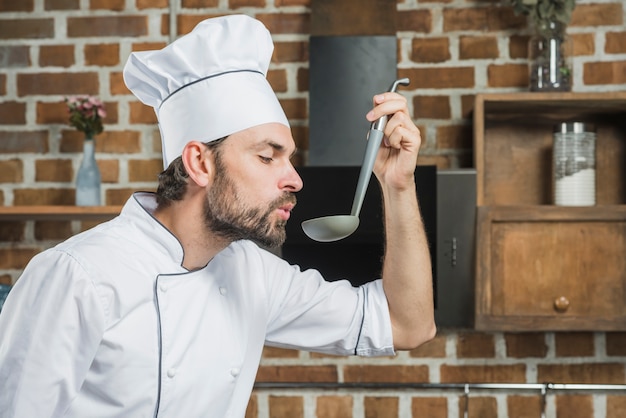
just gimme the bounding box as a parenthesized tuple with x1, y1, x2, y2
(301, 215, 359, 242)
(301, 78, 410, 242)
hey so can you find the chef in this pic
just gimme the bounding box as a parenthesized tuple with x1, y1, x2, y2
(0, 14, 435, 418)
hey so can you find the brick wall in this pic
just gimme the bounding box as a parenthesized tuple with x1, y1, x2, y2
(1, 0, 625, 417)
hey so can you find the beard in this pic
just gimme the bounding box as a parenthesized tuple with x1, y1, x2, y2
(203, 155, 296, 249)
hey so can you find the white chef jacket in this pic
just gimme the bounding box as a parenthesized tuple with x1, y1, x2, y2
(0, 192, 394, 418)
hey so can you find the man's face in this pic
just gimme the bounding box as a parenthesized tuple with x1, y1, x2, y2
(203, 123, 303, 248)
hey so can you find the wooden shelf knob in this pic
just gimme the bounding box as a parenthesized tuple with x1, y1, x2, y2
(554, 296, 570, 313)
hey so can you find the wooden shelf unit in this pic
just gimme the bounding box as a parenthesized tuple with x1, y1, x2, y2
(473, 92, 626, 331)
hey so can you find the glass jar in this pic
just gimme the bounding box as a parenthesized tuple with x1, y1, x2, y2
(552, 122, 596, 206)
(529, 20, 572, 92)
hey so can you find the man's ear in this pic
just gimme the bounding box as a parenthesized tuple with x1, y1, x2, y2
(181, 141, 212, 187)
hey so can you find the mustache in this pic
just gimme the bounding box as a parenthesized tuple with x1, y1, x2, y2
(271, 193, 297, 210)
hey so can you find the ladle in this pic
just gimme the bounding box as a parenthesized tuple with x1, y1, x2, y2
(301, 78, 411, 242)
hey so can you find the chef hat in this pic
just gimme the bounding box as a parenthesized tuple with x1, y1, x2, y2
(123, 14, 289, 168)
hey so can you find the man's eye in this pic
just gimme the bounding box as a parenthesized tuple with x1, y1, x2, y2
(259, 156, 273, 163)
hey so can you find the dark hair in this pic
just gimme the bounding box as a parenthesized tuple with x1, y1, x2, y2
(155, 137, 227, 208)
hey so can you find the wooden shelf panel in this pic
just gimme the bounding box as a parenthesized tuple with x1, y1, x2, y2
(474, 92, 626, 206)
(0, 206, 121, 221)
(475, 205, 626, 331)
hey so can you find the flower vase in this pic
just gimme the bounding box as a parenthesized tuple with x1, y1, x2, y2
(76, 136, 101, 206)
(528, 20, 572, 92)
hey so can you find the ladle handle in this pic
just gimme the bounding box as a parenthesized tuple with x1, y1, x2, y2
(350, 78, 410, 217)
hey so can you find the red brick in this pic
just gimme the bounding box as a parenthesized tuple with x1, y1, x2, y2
(35, 159, 74, 182)
(39, 45, 75, 67)
(507, 395, 543, 418)
(440, 364, 526, 383)
(316, 396, 352, 418)
(443, 7, 525, 32)
(0, 274, 12, 285)
(262, 346, 300, 358)
(0, 0, 34, 11)
(99, 159, 120, 183)
(36, 101, 70, 124)
(129, 101, 157, 124)
(457, 332, 495, 358)
(364, 396, 398, 418)
(0, 248, 41, 269)
(291, 125, 308, 151)
(128, 159, 163, 182)
(411, 397, 447, 418)
(411, 37, 450, 63)
(570, 3, 623, 27)
(0, 19, 54, 39)
(583, 61, 626, 85)
(487, 63, 528, 87)
(84, 43, 120, 66)
(229, 0, 265, 7)
(607, 395, 626, 418)
(460, 396, 497, 418)
(67, 16, 148, 37)
(460, 94, 475, 118)
(459, 35, 499, 59)
(13, 188, 75, 205)
(131, 42, 167, 52)
(110, 72, 131, 95)
(605, 31, 626, 54)
(0, 159, 23, 183)
(555, 395, 593, 418)
(398, 67, 474, 89)
(509, 35, 529, 59)
(275, 0, 309, 5)
(555, 332, 595, 357)
(45, 0, 79, 10)
(0, 222, 25, 242)
(269, 396, 303, 418)
(245, 393, 258, 418)
(343, 365, 429, 383)
(136, 0, 167, 8)
(538, 363, 625, 384)
(296, 67, 308, 92)
(0, 102, 26, 124)
(505, 333, 548, 358)
(571, 33, 595, 56)
(413, 96, 451, 119)
(0, 46, 30, 67)
(34, 221, 73, 240)
(606, 332, 626, 356)
(397, 10, 432, 33)
(0, 74, 6, 95)
(267, 69, 288, 93)
(0, 131, 48, 153)
(436, 124, 472, 150)
(409, 333, 447, 358)
(105, 188, 139, 205)
(90, 0, 125, 10)
(181, 0, 219, 7)
(273, 41, 309, 63)
(176, 14, 222, 35)
(279, 98, 307, 120)
(17, 73, 99, 96)
(257, 13, 310, 34)
(256, 365, 337, 382)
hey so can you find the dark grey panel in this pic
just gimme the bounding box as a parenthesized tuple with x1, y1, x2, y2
(435, 169, 477, 328)
(308, 36, 397, 166)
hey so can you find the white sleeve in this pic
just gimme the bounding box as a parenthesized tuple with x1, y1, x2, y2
(263, 259, 395, 357)
(0, 250, 107, 418)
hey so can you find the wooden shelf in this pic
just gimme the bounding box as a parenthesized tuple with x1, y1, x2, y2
(473, 92, 626, 331)
(0, 206, 121, 221)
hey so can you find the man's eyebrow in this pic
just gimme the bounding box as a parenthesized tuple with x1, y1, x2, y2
(255, 139, 297, 158)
